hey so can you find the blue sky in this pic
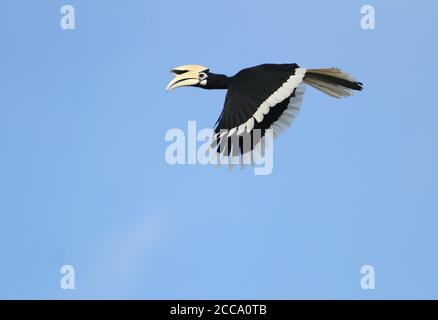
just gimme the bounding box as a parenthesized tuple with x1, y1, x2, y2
(0, 0, 437, 299)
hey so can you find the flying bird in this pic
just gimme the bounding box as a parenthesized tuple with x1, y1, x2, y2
(166, 64, 362, 163)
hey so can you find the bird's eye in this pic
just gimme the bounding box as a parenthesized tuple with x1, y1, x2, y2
(199, 73, 207, 80)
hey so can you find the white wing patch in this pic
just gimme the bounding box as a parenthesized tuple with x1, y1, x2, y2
(271, 83, 306, 137)
(229, 68, 307, 133)
(212, 68, 307, 168)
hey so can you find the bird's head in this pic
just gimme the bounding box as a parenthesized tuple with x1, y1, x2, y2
(166, 65, 230, 91)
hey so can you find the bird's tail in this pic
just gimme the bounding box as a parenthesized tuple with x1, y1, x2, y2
(303, 68, 363, 98)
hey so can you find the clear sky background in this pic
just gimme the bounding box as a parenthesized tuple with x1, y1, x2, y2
(1, 0, 437, 299)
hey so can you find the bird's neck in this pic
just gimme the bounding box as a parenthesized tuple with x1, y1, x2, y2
(206, 73, 232, 90)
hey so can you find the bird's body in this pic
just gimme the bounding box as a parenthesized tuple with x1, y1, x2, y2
(167, 63, 363, 162)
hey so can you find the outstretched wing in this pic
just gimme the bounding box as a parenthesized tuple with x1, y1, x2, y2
(213, 64, 307, 156)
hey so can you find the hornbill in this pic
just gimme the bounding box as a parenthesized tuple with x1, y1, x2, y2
(166, 64, 363, 163)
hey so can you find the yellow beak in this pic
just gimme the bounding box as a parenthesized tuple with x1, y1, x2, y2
(166, 71, 201, 91)
(166, 65, 209, 91)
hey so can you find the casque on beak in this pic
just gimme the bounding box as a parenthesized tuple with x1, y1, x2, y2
(166, 65, 209, 91)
